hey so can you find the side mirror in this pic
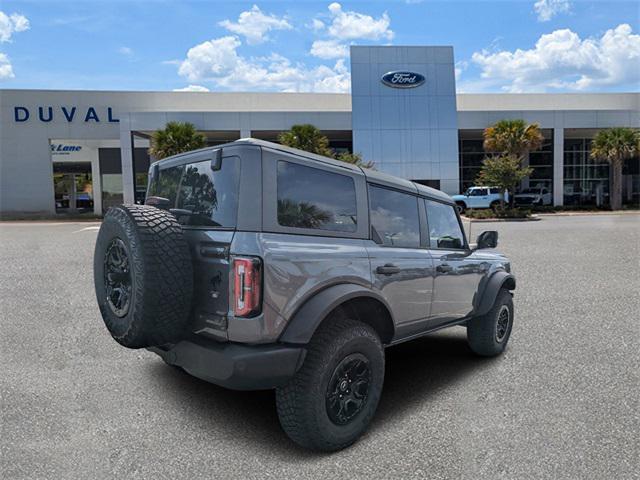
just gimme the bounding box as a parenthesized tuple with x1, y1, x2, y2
(211, 149, 222, 171)
(145, 196, 171, 210)
(476, 230, 498, 249)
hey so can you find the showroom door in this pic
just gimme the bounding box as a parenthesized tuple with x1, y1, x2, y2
(52, 162, 94, 214)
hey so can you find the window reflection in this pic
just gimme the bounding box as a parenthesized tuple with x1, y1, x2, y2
(277, 161, 357, 232)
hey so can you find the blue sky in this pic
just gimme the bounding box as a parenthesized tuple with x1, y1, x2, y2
(0, 0, 638, 93)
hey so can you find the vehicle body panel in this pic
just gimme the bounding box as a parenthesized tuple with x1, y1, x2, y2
(142, 139, 515, 390)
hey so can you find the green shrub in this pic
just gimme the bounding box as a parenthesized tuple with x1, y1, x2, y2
(464, 208, 531, 219)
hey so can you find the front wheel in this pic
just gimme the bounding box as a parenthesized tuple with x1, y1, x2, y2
(276, 317, 385, 451)
(467, 289, 514, 356)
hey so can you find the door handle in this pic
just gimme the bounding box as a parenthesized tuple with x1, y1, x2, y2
(436, 264, 453, 273)
(376, 264, 401, 275)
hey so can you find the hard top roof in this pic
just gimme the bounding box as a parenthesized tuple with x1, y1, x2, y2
(155, 138, 453, 204)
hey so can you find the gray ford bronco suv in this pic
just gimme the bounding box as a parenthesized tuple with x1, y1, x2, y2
(94, 139, 515, 451)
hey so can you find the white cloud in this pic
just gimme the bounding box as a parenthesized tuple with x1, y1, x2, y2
(471, 24, 640, 92)
(0, 52, 14, 79)
(533, 0, 570, 22)
(219, 5, 291, 45)
(0, 11, 30, 42)
(309, 18, 325, 32)
(177, 35, 350, 92)
(325, 3, 393, 41)
(173, 85, 210, 92)
(310, 39, 349, 59)
(454, 60, 468, 81)
(118, 46, 133, 56)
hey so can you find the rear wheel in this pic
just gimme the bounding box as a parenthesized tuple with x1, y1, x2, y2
(467, 289, 513, 356)
(276, 316, 384, 451)
(490, 200, 501, 212)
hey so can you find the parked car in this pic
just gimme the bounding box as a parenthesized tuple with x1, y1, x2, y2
(514, 187, 552, 206)
(451, 186, 507, 211)
(93, 139, 516, 452)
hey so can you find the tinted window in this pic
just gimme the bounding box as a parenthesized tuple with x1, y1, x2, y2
(469, 188, 488, 196)
(490, 188, 501, 194)
(425, 200, 466, 249)
(149, 157, 240, 227)
(277, 161, 357, 232)
(369, 185, 420, 248)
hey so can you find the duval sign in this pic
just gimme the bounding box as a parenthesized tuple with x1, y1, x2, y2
(381, 71, 425, 88)
(13, 106, 119, 123)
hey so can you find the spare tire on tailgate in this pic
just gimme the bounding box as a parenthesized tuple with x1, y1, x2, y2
(94, 204, 193, 349)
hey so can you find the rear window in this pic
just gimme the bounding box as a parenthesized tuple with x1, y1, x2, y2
(276, 161, 357, 232)
(149, 157, 240, 227)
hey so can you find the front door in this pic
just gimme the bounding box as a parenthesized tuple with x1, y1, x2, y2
(424, 199, 485, 324)
(366, 185, 434, 336)
(52, 162, 94, 214)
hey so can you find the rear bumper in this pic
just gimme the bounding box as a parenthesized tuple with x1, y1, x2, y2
(148, 339, 306, 391)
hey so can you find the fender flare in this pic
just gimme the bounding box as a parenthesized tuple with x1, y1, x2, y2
(475, 271, 516, 317)
(279, 283, 395, 345)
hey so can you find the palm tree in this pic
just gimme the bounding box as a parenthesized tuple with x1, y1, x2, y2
(483, 119, 544, 207)
(149, 121, 207, 160)
(590, 128, 640, 210)
(279, 124, 374, 168)
(336, 151, 375, 169)
(483, 119, 544, 157)
(278, 124, 334, 158)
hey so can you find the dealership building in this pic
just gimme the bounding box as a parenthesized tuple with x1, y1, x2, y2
(1, 45, 638, 216)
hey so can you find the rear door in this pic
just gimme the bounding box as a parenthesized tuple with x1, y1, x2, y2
(147, 149, 246, 341)
(366, 184, 434, 337)
(424, 199, 487, 324)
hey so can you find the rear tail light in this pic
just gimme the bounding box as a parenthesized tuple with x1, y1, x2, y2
(232, 256, 262, 317)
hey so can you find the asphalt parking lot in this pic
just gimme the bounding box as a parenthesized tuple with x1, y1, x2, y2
(1, 214, 638, 479)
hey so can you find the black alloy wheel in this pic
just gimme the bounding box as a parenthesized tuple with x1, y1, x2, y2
(326, 353, 372, 425)
(104, 238, 132, 318)
(495, 305, 510, 343)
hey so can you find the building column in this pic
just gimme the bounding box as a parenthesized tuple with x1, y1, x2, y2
(240, 128, 251, 139)
(91, 147, 103, 216)
(120, 117, 135, 205)
(553, 128, 564, 206)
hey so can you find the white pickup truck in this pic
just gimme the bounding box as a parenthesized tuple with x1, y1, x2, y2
(451, 186, 507, 211)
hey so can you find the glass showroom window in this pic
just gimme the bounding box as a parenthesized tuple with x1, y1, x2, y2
(459, 131, 553, 195)
(528, 134, 554, 197)
(563, 138, 610, 206)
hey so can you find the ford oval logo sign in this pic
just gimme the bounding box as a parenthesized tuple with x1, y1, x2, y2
(381, 71, 425, 88)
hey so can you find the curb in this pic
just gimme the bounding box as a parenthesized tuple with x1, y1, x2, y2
(461, 216, 541, 222)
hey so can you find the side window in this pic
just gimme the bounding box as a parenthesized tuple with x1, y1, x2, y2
(277, 161, 357, 232)
(368, 185, 420, 248)
(425, 200, 466, 249)
(490, 188, 501, 194)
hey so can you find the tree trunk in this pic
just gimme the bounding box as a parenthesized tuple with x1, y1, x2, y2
(611, 160, 623, 210)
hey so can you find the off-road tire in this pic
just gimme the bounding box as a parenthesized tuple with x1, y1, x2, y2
(467, 289, 513, 356)
(490, 200, 501, 212)
(94, 205, 193, 349)
(276, 317, 385, 451)
(456, 201, 467, 213)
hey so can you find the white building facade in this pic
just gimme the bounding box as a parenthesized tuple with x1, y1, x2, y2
(1, 46, 638, 216)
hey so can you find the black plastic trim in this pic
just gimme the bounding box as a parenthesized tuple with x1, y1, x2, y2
(148, 339, 305, 391)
